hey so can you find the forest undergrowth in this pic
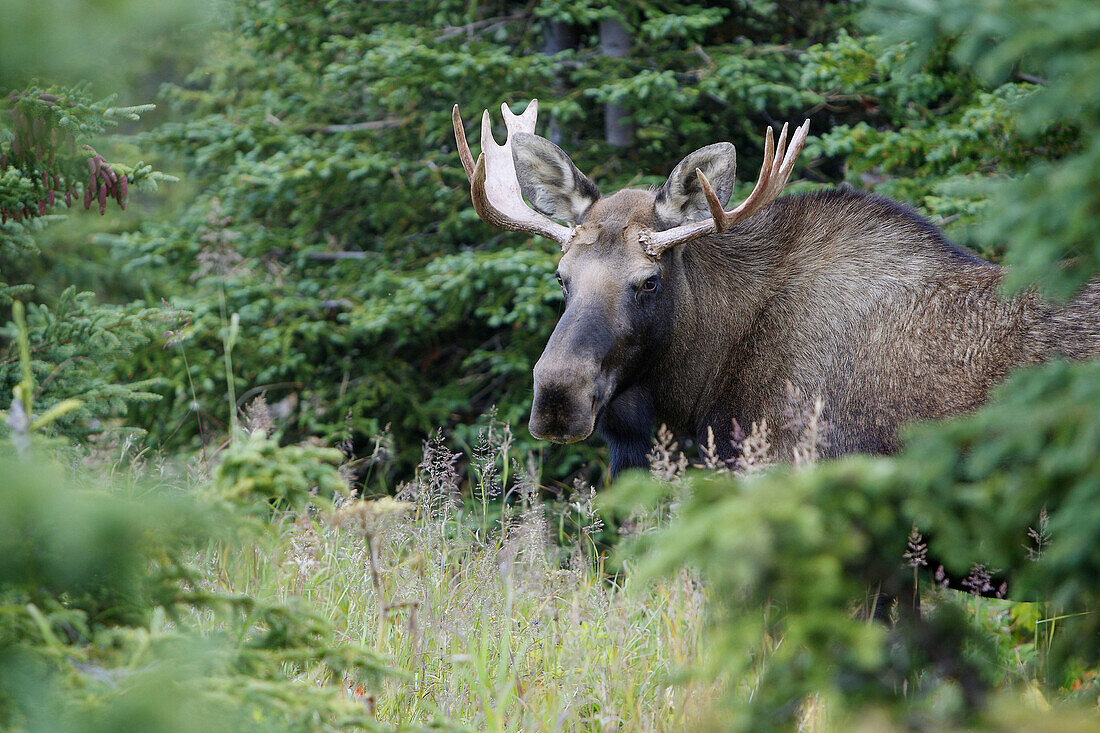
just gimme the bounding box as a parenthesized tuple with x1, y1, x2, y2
(188, 398, 719, 731)
(6, 2, 1100, 729)
(2, 332, 1097, 731)
(137, 391, 1100, 730)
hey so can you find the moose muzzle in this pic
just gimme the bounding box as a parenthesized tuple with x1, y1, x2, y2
(529, 360, 601, 443)
(528, 303, 613, 444)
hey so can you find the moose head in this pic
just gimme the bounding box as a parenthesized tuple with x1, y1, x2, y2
(452, 100, 808, 452)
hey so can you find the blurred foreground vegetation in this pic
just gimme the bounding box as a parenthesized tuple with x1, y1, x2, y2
(3, 0, 1100, 730)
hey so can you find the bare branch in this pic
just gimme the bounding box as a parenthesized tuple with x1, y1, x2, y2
(304, 118, 405, 133)
(436, 13, 524, 41)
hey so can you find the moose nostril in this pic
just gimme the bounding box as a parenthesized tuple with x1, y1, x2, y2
(529, 370, 600, 443)
(536, 385, 571, 413)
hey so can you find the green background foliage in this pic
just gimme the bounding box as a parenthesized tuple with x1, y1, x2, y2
(11, 0, 1064, 485)
(4, 0, 1100, 729)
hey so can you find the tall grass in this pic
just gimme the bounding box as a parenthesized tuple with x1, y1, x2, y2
(182, 388, 1095, 731)
(194, 425, 718, 731)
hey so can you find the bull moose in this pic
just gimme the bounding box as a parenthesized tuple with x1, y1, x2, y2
(452, 100, 1100, 476)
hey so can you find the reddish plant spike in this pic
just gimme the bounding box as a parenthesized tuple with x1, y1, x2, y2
(38, 200, 46, 216)
(42, 170, 49, 188)
(83, 186, 93, 210)
(98, 183, 107, 214)
(0, 153, 7, 168)
(47, 189, 55, 207)
(119, 175, 128, 199)
(88, 171, 96, 193)
(65, 190, 72, 208)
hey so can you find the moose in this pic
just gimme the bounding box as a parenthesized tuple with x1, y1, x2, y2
(452, 100, 1100, 476)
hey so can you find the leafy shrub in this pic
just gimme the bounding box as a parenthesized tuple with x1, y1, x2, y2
(0, 431, 418, 732)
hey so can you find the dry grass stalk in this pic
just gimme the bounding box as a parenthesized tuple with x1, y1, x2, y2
(243, 394, 274, 436)
(648, 423, 688, 482)
(397, 429, 462, 522)
(1026, 507, 1052, 561)
(782, 381, 830, 467)
(192, 197, 248, 281)
(737, 419, 772, 473)
(696, 425, 726, 471)
(903, 525, 928, 569)
(961, 563, 994, 597)
(472, 406, 513, 506)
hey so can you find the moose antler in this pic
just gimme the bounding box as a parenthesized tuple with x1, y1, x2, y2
(452, 100, 574, 247)
(640, 119, 810, 258)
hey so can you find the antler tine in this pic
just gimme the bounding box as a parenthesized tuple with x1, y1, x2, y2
(480, 108, 498, 154)
(760, 119, 809, 203)
(774, 122, 790, 169)
(452, 99, 574, 247)
(704, 124, 777, 232)
(501, 99, 538, 136)
(452, 104, 476, 179)
(641, 120, 809, 258)
(697, 168, 727, 225)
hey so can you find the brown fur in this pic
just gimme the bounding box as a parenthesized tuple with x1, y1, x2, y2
(507, 128, 1100, 472)
(533, 186, 1100, 470)
(659, 188, 1100, 459)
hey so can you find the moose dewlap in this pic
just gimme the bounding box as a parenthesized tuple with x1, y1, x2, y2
(453, 100, 1100, 476)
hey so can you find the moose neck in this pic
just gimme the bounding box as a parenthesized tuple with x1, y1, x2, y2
(594, 224, 778, 475)
(643, 225, 781, 436)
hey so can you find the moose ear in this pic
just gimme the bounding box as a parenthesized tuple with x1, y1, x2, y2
(511, 132, 600, 224)
(654, 142, 737, 225)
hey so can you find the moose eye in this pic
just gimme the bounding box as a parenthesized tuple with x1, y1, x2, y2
(555, 272, 567, 294)
(640, 276, 659, 293)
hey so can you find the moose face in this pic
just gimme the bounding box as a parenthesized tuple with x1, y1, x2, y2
(451, 100, 807, 445)
(509, 133, 740, 443)
(528, 191, 673, 443)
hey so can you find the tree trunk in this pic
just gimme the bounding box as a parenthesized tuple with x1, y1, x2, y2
(599, 18, 633, 148)
(542, 20, 578, 146)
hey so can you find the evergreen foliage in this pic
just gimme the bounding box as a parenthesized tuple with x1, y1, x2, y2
(105, 0, 1058, 485)
(0, 84, 176, 442)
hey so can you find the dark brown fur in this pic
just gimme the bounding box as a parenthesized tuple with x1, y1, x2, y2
(508, 131, 1100, 474)
(542, 188, 1100, 472)
(656, 188, 1100, 461)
